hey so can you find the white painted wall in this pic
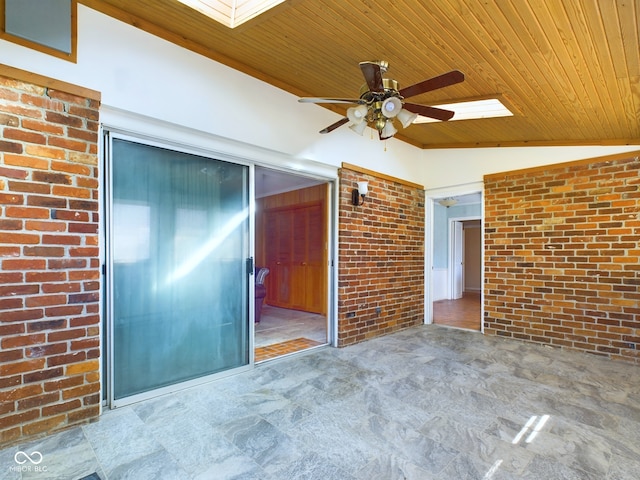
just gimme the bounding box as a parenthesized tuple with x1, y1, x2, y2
(1, 5, 637, 188)
(420, 146, 640, 190)
(432, 269, 448, 301)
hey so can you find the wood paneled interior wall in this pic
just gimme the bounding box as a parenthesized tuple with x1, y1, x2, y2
(256, 183, 328, 315)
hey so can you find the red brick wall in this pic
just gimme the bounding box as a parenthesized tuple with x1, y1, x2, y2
(0, 71, 101, 447)
(484, 153, 640, 363)
(338, 165, 425, 347)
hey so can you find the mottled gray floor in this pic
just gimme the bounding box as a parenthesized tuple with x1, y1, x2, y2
(2, 325, 640, 479)
(255, 305, 326, 347)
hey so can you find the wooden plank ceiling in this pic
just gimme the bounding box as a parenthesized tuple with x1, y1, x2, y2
(81, 0, 640, 149)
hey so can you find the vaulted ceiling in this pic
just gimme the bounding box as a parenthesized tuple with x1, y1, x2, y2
(81, 0, 640, 149)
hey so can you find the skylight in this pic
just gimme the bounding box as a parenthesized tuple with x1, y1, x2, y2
(177, 0, 286, 28)
(413, 98, 513, 123)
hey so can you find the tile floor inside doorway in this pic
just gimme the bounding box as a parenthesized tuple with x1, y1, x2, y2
(254, 305, 327, 362)
(2, 325, 639, 479)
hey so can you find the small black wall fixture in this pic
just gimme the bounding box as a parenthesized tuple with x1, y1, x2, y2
(351, 181, 368, 206)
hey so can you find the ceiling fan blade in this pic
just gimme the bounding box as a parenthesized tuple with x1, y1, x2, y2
(299, 97, 363, 104)
(360, 61, 384, 92)
(403, 103, 455, 121)
(319, 117, 349, 134)
(398, 70, 465, 99)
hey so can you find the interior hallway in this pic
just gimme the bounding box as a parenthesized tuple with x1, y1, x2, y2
(2, 325, 638, 479)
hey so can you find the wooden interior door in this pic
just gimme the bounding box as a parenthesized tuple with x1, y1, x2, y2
(265, 209, 290, 306)
(304, 203, 324, 313)
(291, 207, 308, 310)
(263, 200, 326, 314)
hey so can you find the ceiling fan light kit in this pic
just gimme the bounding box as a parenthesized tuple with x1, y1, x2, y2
(299, 61, 465, 140)
(347, 104, 368, 124)
(349, 120, 368, 136)
(397, 109, 419, 128)
(381, 96, 402, 117)
(381, 120, 398, 140)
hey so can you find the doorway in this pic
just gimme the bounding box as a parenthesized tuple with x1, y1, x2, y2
(431, 194, 482, 331)
(253, 167, 331, 362)
(104, 133, 335, 405)
(451, 219, 482, 300)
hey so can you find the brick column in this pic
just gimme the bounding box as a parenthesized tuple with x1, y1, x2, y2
(0, 68, 101, 447)
(484, 153, 640, 363)
(338, 164, 425, 346)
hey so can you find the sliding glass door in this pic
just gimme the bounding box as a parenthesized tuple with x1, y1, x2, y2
(106, 135, 251, 405)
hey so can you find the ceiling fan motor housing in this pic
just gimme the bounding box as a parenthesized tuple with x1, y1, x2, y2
(359, 78, 400, 98)
(358, 78, 404, 126)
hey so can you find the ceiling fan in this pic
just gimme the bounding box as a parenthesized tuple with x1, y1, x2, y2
(299, 61, 464, 140)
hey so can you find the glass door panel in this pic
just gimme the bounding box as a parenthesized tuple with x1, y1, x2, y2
(109, 137, 250, 402)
